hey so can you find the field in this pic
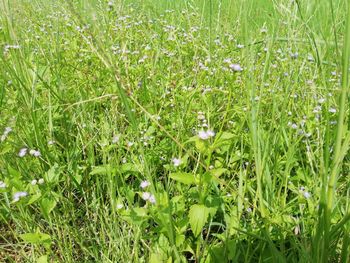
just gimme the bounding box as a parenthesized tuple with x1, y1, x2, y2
(1, 0, 350, 262)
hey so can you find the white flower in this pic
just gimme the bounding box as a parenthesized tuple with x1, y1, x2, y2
(141, 192, 151, 201)
(206, 130, 215, 137)
(198, 130, 215, 140)
(38, 178, 44, 184)
(303, 191, 311, 199)
(140, 180, 150, 189)
(116, 203, 124, 210)
(112, 135, 120, 143)
(13, 191, 28, 202)
(0, 181, 6, 189)
(329, 108, 337, 113)
(29, 149, 41, 157)
(31, 179, 37, 186)
(18, 148, 27, 157)
(229, 64, 243, 72)
(172, 158, 182, 167)
(198, 130, 210, 140)
(149, 194, 156, 204)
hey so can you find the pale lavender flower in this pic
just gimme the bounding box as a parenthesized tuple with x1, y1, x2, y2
(303, 191, 311, 199)
(31, 179, 37, 186)
(172, 158, 182, 167)
(112, 135, 120, 143)
(329, 108, 337, 113)
(0, 181, 6, 189)
(140, 180, 150, 189)
(18, 148, 27, 157)
(198, 130, 210, 140)
(29, 149, 41, 157)
(13, 191, 28, 202)
(141, 192, 151, 201)
(149, 194, 156, 204)
(198, 130, 215, 140)
(229, 64, 243, 72)
(38, 178, 44, 185)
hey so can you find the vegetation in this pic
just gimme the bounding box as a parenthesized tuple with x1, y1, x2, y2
(0, 0, 350, 262)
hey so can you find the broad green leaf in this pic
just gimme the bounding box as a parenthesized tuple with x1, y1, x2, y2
(46, 163, 60, 183)
(37, 255, 48, 263)
(169, 172, 196, 185)
(19, 232, 51, 245)
(189, 204, 211, 236)
(195, 138, 208, 154)
(121, 163, 140, 173)
(27, 193, 41, 205)
(40, 198, 57, 217)
(90, 165, 112, 175)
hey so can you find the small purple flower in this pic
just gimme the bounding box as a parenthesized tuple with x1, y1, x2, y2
(141, 192, 151, 201)
(229, 64, 243, 72)
(149, 194, 156, 204)
(13, 191, 28, 202)
(18, 148, 27, 157)
(172, 158, 182, 167)
(140, 180, 150, 189)
(0, 181, 6, 189)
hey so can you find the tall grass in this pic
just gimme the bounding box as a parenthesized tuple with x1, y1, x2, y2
(0, 0, 349, 262)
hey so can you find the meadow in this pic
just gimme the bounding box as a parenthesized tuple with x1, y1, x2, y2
(0, 0, 350, 262)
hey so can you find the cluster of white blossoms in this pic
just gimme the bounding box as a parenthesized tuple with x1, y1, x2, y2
(13, 191, 28, 202)
(140, 180, 156, 204)
(198, 130, 215, 140)
(1, 127, 12, 142)
(18, 148, 41, 158)
(31, 178, 44, 185)
(172, 158, 182, 167)
(0, 181, 6, 189)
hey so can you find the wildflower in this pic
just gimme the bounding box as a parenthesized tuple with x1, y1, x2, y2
(112, 135, 120, 143)
(198, 130, 210, 140)
(116, 203, 124, 210)
(140, 180, 150, 189)
(18, 148, 27, 157)
(149, 194, 156, 204)
(303, 191, 311, 199)
(141, 192, 151, 201)
(206, 130, 215, 137)
(29, 149, 41, 157)
(198, 129, 215, 140)
(48, 140, 55, 145)
(229, 63, 243, 72)
(38, 178, 44, 184)
(13, 191, 28, 202)
(0, 181, 6, 189)
(291, 124, 298, 129)
(31, 179, 37, 186)
(172, 158, 182, 167)
(329, 108, 337, 113)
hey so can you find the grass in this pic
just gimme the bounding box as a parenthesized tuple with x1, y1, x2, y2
(0, 0, 350, 262)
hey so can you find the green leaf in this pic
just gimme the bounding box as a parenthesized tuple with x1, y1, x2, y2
(121, 163, 140, 173)
(27, 193, 41, 205)
(40, 198, 57, 217)
(46, 163, 60, 183)
(195, 138, 208, 154)
(189, 204, 211, 236)
(90, 165, 113, 175)
(169, 172, 196, 185)
(37, 255, 48, 263)
(19, 232, 51, 245)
